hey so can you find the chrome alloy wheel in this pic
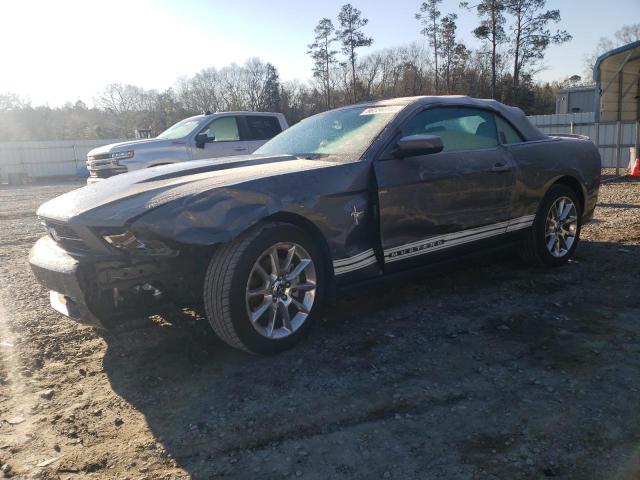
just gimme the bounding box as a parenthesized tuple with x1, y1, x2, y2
(545, 196, 578, 258)
(245, 242, 317, 339)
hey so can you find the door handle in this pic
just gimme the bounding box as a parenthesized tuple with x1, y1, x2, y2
(490, 163, 512, 172)
(234, 147, 248, 152)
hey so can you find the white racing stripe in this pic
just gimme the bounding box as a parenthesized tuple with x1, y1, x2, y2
(505, 214, 536, 232)
(332, 214, 536, 275)
(333, 248, 375, 267)
(333, 249, 377, 275)
(383, 214, 536, 264)
(334, 255, 378, 275)
(386, 227, 507, 263)
(384, 220, 512, 257)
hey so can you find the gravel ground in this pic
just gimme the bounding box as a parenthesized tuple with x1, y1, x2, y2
(0, 176, 639, 480)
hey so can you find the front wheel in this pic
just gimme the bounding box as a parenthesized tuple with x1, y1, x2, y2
(204, 222, 325, 354)
(521, 184, 582, 267)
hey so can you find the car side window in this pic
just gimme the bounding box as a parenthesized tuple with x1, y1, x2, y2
(495, 115, 524, 144)
(400, 107, 499, 152)
(245, 115, 282, 140)
(201, 116, 240, 142)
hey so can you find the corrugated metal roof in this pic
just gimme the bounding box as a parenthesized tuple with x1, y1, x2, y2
(593, 40, 640, 122)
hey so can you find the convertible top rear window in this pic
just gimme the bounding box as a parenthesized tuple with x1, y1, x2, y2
(496, 115, 524, 144)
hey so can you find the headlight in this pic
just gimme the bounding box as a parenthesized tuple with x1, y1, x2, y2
(110, 151, 134, 161)
(103, 230, 145, 250)
(102, 230, 177, 256)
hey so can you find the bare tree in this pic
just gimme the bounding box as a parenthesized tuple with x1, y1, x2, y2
(359, 51, 384, 99)
(176, 68, 221, 113)
(583, 23, 640, 78)
(0, 93, 29, 112)
(94, 84, 152, 135)
(94, 84, 146, 115)
(243, 58, 270, 110)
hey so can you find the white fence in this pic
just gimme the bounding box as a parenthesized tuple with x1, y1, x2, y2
(527, 112, 639, 170)
(0, 139, 127, 182)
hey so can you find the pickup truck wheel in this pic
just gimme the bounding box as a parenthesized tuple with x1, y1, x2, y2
(521, 184, 582, 267)
(204, 223, 324, 354)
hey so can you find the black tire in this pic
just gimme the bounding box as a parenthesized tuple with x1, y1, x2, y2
(520, 184, 582, 267)
(203, 222, 326, 354)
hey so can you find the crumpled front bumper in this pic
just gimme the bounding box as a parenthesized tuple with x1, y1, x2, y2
(29, 236, 104, 327)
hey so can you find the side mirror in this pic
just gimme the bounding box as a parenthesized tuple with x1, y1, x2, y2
(395, 134, 444, 158)
(195, 132, 212, 148)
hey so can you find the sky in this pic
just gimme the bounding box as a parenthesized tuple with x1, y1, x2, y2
(0, 0, 638, 107)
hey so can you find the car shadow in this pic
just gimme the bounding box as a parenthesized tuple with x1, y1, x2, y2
(100, 240, 640, 478)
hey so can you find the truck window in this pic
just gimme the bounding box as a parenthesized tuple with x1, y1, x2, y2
(202, 117, 240, 142)
(245, 115, 282, 140)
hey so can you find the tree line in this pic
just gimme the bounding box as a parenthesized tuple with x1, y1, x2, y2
(307, 0, 571, 107)
(0, 3, 637, 142)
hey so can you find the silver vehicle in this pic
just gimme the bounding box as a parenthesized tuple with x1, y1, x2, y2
(86, 112, 288, 184)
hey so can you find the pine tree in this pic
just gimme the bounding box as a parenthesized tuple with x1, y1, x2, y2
(440, 13, 460, 94)
(263, 63, 282, 112)
(462, 0, 507, 99)
(416, 0, 443, 94)
(307, 18, 338, 109)
(336, 4, 373, 103)
(506, 0, 571, 101)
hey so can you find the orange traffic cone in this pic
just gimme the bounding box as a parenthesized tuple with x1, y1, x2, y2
(628, 156, 640, 178)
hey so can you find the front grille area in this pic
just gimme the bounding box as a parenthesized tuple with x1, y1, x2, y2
(44, 222, 91, 253)
(87, 156, 128, 179)
(89, 167, 128, 179)
(87, 153, 112, 161)
(87, 158, 114, 170)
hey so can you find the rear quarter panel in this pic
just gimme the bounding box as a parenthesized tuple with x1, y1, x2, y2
(505, 137, 601, 220)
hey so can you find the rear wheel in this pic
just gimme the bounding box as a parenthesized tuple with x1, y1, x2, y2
(521, 184, 582, 267)
(204, 222, 324, 354)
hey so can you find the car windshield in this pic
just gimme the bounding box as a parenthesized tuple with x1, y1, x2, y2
(157, 117, 202, 140)
(255, 105, 404, 160)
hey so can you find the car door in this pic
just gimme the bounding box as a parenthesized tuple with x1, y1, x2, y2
(192, 115, 249, 159)
(373, 106, 516, 271)
(240, 115, 284, 153)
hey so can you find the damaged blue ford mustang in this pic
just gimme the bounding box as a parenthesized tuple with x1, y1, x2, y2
(30, 96, 601, 354)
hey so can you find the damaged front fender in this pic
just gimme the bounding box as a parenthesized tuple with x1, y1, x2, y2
(128, 160, 370, 248)
(131, 187, 283, 246)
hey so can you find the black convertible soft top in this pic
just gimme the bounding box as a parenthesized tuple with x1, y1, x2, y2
(360, 95, 548, 142)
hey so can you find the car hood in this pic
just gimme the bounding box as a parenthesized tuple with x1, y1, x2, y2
(88, 138, 177, 155)
(37, 154, 342, 226)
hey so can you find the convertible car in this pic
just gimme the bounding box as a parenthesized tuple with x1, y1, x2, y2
(30, 96, 601, 354)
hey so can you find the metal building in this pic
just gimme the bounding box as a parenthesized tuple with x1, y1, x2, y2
(594, 40, 640, 123)
(531, 40, 640, 174)
(555, 86, 596, 114)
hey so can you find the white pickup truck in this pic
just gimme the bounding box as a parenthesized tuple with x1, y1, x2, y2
(86, 111, 288, 184)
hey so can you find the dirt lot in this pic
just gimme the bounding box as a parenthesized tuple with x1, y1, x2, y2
(0, 176, 639, 480)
